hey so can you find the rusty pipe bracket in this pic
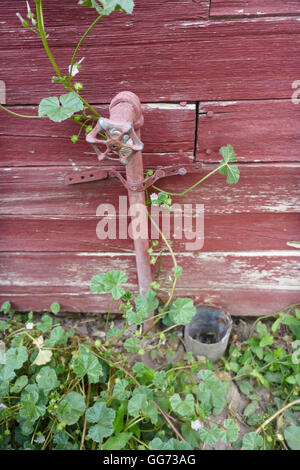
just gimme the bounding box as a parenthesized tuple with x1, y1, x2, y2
(64, 162, 202, 190)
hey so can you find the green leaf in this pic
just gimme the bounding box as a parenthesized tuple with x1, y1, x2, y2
(271, 317, 281, 333)
(0, 365, 16, 394)
(78, 0, 134, 15)
(168, 298, 196, 325)
(172, 266, 183, 278)
(36, 314, 53, 333)
(73, 348, 103, 383)
(128, 387, 157, 424)
(130, 290, 158, 325)
(153, 371, 167, 390)
(102, 432, 132, 450)
(241, 432, 263, 450)
(11, 375, 28, 394)
(181, 423, 202, 448)
(103, 270, 128, 299)
(50, 302, 60, 315)
(45, 326, 69, 347)
(219, 144, 236, 163)
(259, 334, 274, 348)
(106, 327, 121, 338)
(38, 92, 83, 122)
(57, 392, 86, 425)
(0, 320, 8, 331)
(218, 163, 240, 184)
(243, 401, 259, 418)
(113, 379, 130, 400)
(197, 371, 228, 415)
(124, 337, 140, 353)
(219, 419, 239, 443)
(169, 393, 195, 417)
(218, 145, 239, 184)
(90, 273, 106, 293)
(19, 386, 46, 424)
(284, 426, 300, 450)
(256, 321, 268, 338)
(53, 431, 77, 450)
(5, 346, 28, 370)
(114, 403, 126, 434)
(198, 370, 214, 381)
(148, 437, 192, 450)
(91, 270, 128, 299)
(0, 301, 11, 314)
(283, 315, 300, 339)
(199, 424, 222, 446)
(19, 398, 45, 425)
(250, 369, 270, 389)
(132, 362, 155, 383)
(86, 402, 115, 443)
(35, 366, 59, 394)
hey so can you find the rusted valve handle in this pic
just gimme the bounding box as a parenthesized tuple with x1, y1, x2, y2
(86, 117, 144, 165)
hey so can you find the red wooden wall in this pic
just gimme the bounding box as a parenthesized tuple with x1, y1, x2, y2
(0, 0, 300, 316)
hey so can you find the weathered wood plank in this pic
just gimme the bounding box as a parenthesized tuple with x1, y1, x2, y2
(0, 103, 195, 165)
(0, 252, 299, 315)
(210, 0, 300, 17)
(0, 0, 209, 34)
(197, 100, 300, 162)
(0, 0, 209, 50)
(0, 164, 299, 216)
(1, 17, 299, 103)
(0, 213, 299, 252)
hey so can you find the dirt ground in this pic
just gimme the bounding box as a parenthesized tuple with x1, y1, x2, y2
(57, 312, 284, 449)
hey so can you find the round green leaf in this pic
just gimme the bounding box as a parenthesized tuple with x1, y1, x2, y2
(73, 349, 103, 383)
(284, 426, 300, 450)
(6, 346, 28, 370)
(57, 392, 86, 425)
(50, 302, 60, 314)
(35, 366, 59, 393)
(86, 402, 115, 443)
(168, 298, 196, 325)
(38, 92, 83, 122)
(102, 432, 132, 450)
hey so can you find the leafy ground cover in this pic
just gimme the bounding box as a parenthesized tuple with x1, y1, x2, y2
(0, 295, 299, 451)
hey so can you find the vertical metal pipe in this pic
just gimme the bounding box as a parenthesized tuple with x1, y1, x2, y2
(109, 93, 153, 296)
(125, 130, 153, 296)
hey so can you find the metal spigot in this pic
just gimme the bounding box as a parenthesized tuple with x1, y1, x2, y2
(86, 92, 144, 165)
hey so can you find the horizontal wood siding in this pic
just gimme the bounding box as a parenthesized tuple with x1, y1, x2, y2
(210, 1, 300, 17)
(0, 252, 299, 316)
(1, 17, 300, 103)
(0, 0, 299, 315)
(197, 100, 300, 162)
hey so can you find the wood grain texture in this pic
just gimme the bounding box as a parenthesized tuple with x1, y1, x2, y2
(1, 164, 299, 216)
(0, 104, 195, 165)
(0, 0, 209, 35)
(197, 100, 300, 162)
(1, 17, 300, 103)
(1, 213, 299, 252)
(210, 0, 300, 17)
(0, 251, 299, 315)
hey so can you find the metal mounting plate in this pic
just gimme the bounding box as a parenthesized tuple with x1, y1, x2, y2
(64, 163, 202, 191)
